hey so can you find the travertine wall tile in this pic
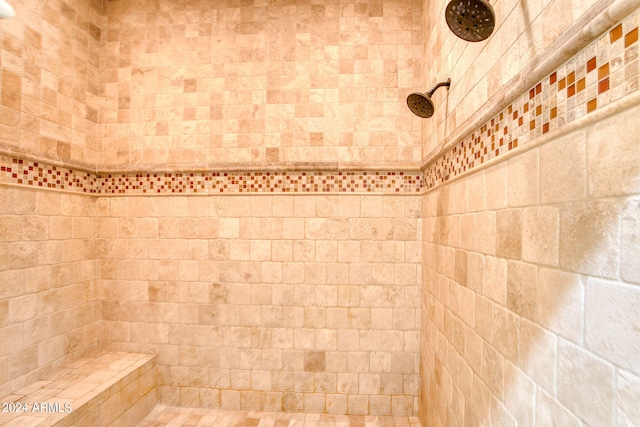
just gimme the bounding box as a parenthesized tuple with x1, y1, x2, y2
(2, 1, 639, 425)
(621, 198, 640, 285)
(496, 210, 522, 259)
(588, 107, 640, 197)
(557, 339, 615, 426)
(537, 268, 584, 344)
(467, 173, 485, 213)
(99, 0, 422, 168)
(481, 342, 503, 399)
(484, 163, 509, 211)
(0, 187, 99, 397)
(616, 369, 640, 425)
(98, 194, 421, 415)
(518, 318, 556, 394)
(503, 361, 535, 427)
(421, 102, 640, 427)
(535, 387, 582, 427)
(460, 214, 476, 251)
(506, 261, 537, 321)
(484, 255, 507, 306)
(475, 212, 496, 255)
(559, 201, 620, 279)
(585, 278, 640, 375)
(508, 149, 540, 208)
(522, 206, 559, 266)
(540, 134, 587, 204)
(492, 305, 519, 365)
(0, 0, 102, 166)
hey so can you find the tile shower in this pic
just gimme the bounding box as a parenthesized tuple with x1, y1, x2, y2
(1, 0, 639, 426)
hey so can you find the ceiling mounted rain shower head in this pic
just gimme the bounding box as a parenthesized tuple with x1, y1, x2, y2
(407, 78, 451, 118)
(445, 0, 495, 42)
(0, 0, 15, 19)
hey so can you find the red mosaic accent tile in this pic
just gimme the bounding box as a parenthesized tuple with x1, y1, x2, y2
(587, 57, 597, 73)
(599, 78, 610, 93)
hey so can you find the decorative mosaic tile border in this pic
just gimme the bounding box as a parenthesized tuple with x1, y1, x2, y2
(0, 155, 422, 194)
(94, 170, 423, 194)
(423, 8, 640, 189)
(0, 155, 98, 193)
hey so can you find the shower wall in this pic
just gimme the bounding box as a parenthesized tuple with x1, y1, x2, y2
(0, 0, 103, 165)
(0, 0, 103, 399)
(0, 186, 100, 397)
(421, 106, 640, 425)
(419, 0, 640, 425)
(100, 0, 423, 169)
(97, 193, 422, 415)
(1, 0, 426, 417)
(419, 0, 603, 159)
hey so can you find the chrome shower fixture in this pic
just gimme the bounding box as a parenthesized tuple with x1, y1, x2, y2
(0, 0, 15, 19)
(445, 0, 495, 42)
(407, 78, 451, 118)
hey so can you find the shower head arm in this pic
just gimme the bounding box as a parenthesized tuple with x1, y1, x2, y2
(427, 78, 451, 97)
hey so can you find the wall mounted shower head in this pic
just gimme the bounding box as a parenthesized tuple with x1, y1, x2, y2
(0, 0, 15, 19)
(445, 0, 495, 42)
(407, 78, 451, 118)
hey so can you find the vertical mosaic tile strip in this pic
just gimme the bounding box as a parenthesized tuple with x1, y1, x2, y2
(0, 155, 422, 194)
(423, 8, 640, 190)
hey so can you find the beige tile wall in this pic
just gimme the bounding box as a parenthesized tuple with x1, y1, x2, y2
(99, 0, 423, 168)
(419, 0, 602, 159)
(0, 0, 103, 165)
(0, 186, 101, 398)
(97, 193, 423, 415)
(419, 104, 640, 426)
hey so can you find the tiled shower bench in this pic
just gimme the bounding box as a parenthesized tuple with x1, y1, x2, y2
(0, 352, 157, 426)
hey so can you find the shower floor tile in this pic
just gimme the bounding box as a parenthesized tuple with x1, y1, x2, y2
(137, 405, 421, 427)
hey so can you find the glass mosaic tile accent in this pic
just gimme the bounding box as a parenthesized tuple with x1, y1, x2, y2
(0, 155, 422, 194)
(423, 8, 640, 190)
(0, 155, 98, 193)
(94, 170, 423, 194)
